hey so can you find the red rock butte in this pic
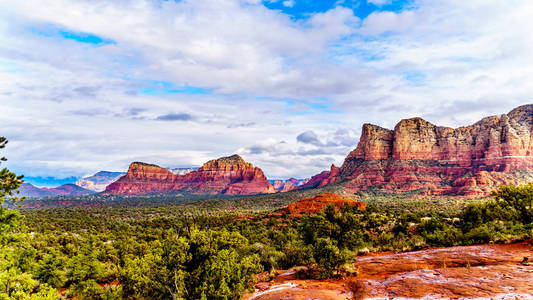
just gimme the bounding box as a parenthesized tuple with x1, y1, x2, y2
(302, 104, 533, 196)
(284, 193, 366, 217)
(105, 154, 275, 195)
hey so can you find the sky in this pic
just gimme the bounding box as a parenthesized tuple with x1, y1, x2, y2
(1, 0, 533, 186)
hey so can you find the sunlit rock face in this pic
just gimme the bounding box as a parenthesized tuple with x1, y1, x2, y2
(305, 104, 533, 196)
(104, 154, 275, 195)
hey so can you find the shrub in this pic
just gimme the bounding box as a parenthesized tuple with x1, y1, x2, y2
(313, 238, 352, 279)
(346, 279, 368, 300)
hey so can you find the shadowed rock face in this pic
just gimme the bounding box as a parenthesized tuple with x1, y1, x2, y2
(304, 104, 533, 196)
(104, 154, 275, 195)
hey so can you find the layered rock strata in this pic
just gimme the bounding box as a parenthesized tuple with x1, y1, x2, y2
(105, 154, 275, 195)
(303, 104, 533, 196)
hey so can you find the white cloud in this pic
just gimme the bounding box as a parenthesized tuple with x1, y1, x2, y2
(1, 0, 533, 180)
(367, 0, 392, 6)
(282, 0, 295, 8)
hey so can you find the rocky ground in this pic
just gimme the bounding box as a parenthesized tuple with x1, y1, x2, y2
(244, 241, 533, 300)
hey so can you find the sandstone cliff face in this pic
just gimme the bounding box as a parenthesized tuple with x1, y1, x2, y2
(315, 104, 533, 196)
(104, 155, 275, 195)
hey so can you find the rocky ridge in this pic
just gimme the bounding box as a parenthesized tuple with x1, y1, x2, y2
(105, 154, 275, 195)
(303, 104, 533, 196)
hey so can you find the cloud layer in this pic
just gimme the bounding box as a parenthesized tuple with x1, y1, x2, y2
(1, 0, 532, 182)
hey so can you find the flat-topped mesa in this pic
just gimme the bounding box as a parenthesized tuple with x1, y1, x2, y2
(328, 104, 533, 196)
(105, 154, 275, 195)
(203, 154, 248, 167)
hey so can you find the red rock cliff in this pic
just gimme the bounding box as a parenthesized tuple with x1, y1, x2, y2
(312, 104, 533, 196)
(105, 154, 275, 195)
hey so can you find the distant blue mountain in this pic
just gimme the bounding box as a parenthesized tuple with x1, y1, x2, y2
(23, 176, 78, 188)
(75, 171, 126, 192)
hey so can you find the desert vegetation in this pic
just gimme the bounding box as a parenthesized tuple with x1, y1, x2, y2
(1, 139, 533, 299)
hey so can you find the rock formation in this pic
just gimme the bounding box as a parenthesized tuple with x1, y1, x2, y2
(304, 104, 533, 196)
(104, 154, 275, 195)
(283, 193, 366, 217)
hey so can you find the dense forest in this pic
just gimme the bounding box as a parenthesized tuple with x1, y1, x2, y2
(1, 138, 533, 299)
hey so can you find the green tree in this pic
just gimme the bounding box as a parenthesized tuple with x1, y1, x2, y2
(491, 184, 533, 224)
(66, 249, 105, 299)
(0, 137, 58, 299)
(36, 251, 66, 288)
(313, 238, 352, 279)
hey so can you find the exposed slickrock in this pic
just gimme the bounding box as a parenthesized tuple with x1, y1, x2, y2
(104, 154, 275, 195)
(305, 104, 533, 196)
(355, 241, 533, 299)
(244, 241, 533, 300)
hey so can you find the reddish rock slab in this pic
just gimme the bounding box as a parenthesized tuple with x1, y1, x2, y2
(355, 241, 533, 299)
(244, 242, 533, 300)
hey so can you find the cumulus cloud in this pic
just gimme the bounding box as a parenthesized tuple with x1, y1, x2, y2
(296, 131, 322, 146)
(367, 0, 392, 6)
(1, 0, 533, 180)
(282, 0, 295, 8)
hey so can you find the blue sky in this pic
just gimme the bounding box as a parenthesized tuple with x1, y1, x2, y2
(263, 0, 413, 20)
(1, 0, 532, 186)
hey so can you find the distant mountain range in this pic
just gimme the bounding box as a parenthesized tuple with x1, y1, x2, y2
(17, 104, 533, 198)
(75, 171, 126, 192)
(270, 178, 310, 192)
(19, 183, 95, 198)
